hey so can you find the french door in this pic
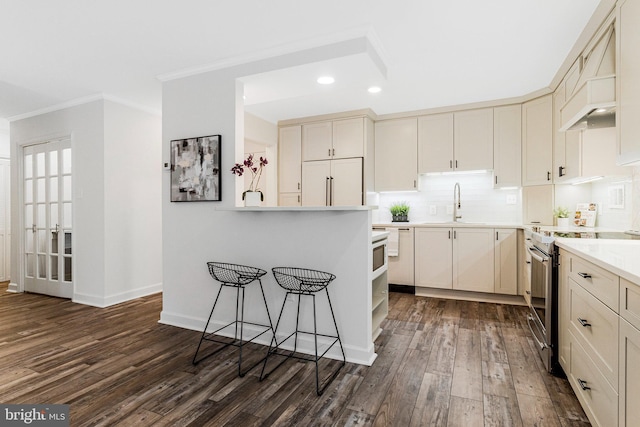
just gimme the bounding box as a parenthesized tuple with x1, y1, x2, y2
(23, 139, 73, 298)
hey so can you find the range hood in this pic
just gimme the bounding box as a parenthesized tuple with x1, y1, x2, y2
(559, 75, 615, 131)
(559, 25, 616, 132)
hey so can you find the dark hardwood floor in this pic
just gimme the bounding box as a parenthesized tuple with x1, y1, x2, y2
(0, 282, 589, 426)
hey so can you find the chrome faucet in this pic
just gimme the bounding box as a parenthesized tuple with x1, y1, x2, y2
(453, 182, 462, 222)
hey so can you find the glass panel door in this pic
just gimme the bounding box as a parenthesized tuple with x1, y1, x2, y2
(23, 139, 72, 298)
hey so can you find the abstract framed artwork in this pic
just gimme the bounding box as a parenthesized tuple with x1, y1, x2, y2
(170, 135, 221, 202)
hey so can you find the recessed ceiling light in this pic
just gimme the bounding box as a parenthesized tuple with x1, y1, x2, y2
(368, 86, 382, 93)
(317, 76, 335, 85)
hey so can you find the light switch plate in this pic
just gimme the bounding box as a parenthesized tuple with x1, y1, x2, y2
(506, 195, 517, 205)
(429, 205, 437, 215)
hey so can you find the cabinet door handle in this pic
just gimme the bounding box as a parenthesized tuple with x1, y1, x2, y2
(298, 182, 300, 190)
(526, 290, 531, 295)
(495, 175, 498, 185)
(330, 176, 334, 206)
(547, 171, 551, 181)
(577, 272, 592, 279)
(578, 318, 591, 327)
(332, 148, 335, 156)
(413, 180, 417, 188)
(577, 379, 591, 391)
(496, 231, 499, 241)
(453, 230, 457, 239)
(328, 149, 331, 157)
(455, 160, 458, 169)
(326, 177, 330, 206)
(297, 194, 300, 203)
(559, 166, 566, 177)
(399, 228, 411, 231)
(448, 230, 451, 239)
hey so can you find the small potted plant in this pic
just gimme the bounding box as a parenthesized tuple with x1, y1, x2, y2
(554, 206, 570, 229)
(389, 201, 410, 222)
(231, 153, 268, 206)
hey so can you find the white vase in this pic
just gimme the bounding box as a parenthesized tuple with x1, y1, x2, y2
(557, 217, 570, 229)
(244, 191, 262, 207)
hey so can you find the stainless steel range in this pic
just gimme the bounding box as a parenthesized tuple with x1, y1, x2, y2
(524, 227, 640, 374)
(524, 227, 558, 374)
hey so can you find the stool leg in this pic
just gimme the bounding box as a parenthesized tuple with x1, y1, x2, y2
(192, 283, 224, 365)
(258, 279, 277, 342)
(259, 292, 288, 381)
(325, 288, 346, 363)
(237, 285, 245, 377)
(314, 289, 346, 396)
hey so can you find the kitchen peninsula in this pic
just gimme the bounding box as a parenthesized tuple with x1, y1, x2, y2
(160, 204, 381, 366)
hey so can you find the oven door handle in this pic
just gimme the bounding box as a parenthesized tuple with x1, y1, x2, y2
(527, 314, 548, 351)
(526, 246, 548, 264)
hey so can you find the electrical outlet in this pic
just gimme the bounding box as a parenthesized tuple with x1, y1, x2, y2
(429, 205, 437, 215)
(506, 195, 517, 205)
(446, 205, 453, 215)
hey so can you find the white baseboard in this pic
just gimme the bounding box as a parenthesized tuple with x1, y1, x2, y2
(159, 309, 377, 366)
(73, 282, 163, 308)
(6, 282, 19, 293)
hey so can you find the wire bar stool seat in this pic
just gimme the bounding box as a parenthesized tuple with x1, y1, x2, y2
(192, 262, 276, 377)
(260, 267, 346, 396)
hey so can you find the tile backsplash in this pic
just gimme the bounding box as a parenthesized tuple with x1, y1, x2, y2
(372, 168, 639, 230)
(372, 171, 522, 224)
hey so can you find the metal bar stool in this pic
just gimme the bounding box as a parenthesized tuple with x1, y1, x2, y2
(260, 267, 346, 396)
(192, 262, 276, 377)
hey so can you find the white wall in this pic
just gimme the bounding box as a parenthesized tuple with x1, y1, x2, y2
(10, 101, 107, 298)
(9, 99, 163, 306)
(103, 100, 163, 304)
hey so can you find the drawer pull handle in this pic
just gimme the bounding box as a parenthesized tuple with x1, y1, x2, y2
(578, 318, 591, 327)
(577, 379, 591, 391)
(577, 272, 592, 279)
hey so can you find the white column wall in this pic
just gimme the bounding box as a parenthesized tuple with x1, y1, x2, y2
(103, 100, 163, 304)
(160, 69, 376, 364)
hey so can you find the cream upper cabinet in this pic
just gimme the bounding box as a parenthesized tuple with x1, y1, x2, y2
(333, 118, 365, 159)
(302, 121, 332, 161)
(493, 105, 521, 188)
(301, 158, 362, 207)
(553, 82, 581, 183)
(522, 184, 554, 225)
(375, 118, 418, 191)
(278, 125, 302, 194)
(522, 95, 553, 185)
(453, 228, 495, 293)
(617, 0, 640, 165)
(494, 229, 517, 295)
(418, 108, 493, 173)
(454, 108, 494, 172)
(418, 113, 454, 173)
(302, 118, 364, 162)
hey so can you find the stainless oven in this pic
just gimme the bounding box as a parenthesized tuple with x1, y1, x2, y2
(524, 228, 558, 373)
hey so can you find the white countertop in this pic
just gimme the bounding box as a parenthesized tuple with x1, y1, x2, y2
(372, 230, 389, 242)
(555, 238, 640, 285)
(374, 221, 523, 229)
(219, 205, 376, 211)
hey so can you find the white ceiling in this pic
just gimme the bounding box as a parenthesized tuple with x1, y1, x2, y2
(1, 0, 603, 124)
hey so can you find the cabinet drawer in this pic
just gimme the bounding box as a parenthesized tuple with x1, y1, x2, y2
(569, 278, 619, 389)
(620, 278, 640, 331)
(570, 254, 619, 312)
(568, 333, 618, 427)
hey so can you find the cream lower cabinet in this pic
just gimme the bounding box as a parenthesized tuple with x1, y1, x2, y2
(415, 228, 453, 289)
(387, 227, 415, 287)
(495, 229, 517, 295)
(453, 228, 495, 293)
(415, 227, 495, 294)
(558, 249, 640, 427)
